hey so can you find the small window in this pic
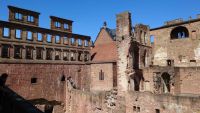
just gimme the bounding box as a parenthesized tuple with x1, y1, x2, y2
(71, 38, 75, 45)
(137, 107, 140, 112)
(55, 50, 61, 60)
(15, 12, 22, 20)
(46, 48, 52, 60)
(3, 27, 10, 37)
(47, 34, 52, 43)
(155, 109, 160, 113)
(26, 47, 33, 59)
(64, 24, 69, 29)
(37, 33, 43, 41)
(27, 31, 33, 40)
(61, 75, 65, 81)
(36, 48, 43, 60)
(54, 21, 61, 28)
(78, 39, 82, 46)
(27, 15, 34, 22)
(150, 35, 155, 44)
(14, 46, 22, 59)
(31, 78, 37, 84)
(190, 60, 196, 62)
(15, 29, 21, 39)
(63, 37, 68, 45)
(55, 35, 61, 43)
(133, 106, 137, 111)
(99, 70, 104, 80)
(1, 44, 10, 58)
(84, 40, 89, 47)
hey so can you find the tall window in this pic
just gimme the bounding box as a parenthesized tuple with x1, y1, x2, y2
(27, 15, 34, 22)
(71, 38, 75, 45)
(64, 23, 69, 29)
(150, 35, 155, 44)
(26, 47, 33, 59)
(55, 50, 61, 60)
(46, 48, 52, 60)
(27, 31, 33, 40)
(54, 21, 61, 28)
(47, 34, 52, 43)
(1, 44, 10, 58)
(55, 35, 61, 43)
(84, 40, 89, 47)
(15, 12, 22, 20)
(63, 37, 68, 45)
(15, 29, 21, 39)
(78, 39, 82, 46)
(99, 70, 104, 80)
(14, 45, 22, 59)
(3, 27, 10, 37)
(37, 33, 43, 41)
(63, 51, 69, 61)
(36, 48, 43, 59)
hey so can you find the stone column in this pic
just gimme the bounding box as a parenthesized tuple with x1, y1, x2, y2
(82, 39, 85, 48)
(33, 32, 37, 42)
(33, 48, 36, 60)
(75, 51, 78, 61)
(52, 36, 55, 44)
(52, 49, 55, 60)
(10, 28, 15, 40)
(22, 47, 26, 59)
(43, 34, 47, 44)
(68, 50, 71, 61)
(60, 50, 63, 61)
(75, 38, 78, 47)
(22, 30, 27, 41)
(10, 46, 14, 59)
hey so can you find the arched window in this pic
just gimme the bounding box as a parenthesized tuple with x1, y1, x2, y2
(171, 26, 189, 39)
(161, 73, 171, 93)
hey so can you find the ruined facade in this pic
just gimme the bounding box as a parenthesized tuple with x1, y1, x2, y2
(0, 5, 200, 113)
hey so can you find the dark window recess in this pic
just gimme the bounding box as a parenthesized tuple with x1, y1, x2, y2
(3, 27, 10, 37)
(171, 26, 189, 39)
(1, 45, 10, 58)
(14, 46, 22, 59)
(167, 60, 171, 66)
(63, 52, 69, 61)
(61, 75, 65, 81)
(46, 49, 52, 60)
(26, 47, 33, 59)
(155, 109, 160, 113)
(133, 106, 137, 111)
(137, 107, 140, 112)
(15, 12, 22, 20)
(31, 78, 37, 84)
(190, 60, 196, 62)
(55, 51, 60, 60)
(99, 70, 104, 80)
(27, 15, 34, 22)
(36, 48, 43, 59)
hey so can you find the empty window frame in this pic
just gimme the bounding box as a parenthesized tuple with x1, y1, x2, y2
(55, 35, 61, 43)
(71, 38, 75, 45)
(27, 15, 34, 22)
(36, 48, 43, 59)
(31, 77, 37, 84)
(15, 29, 22, 39)
(54, 21, 61, 28)
(3, 27, 10, 37)
(78, 52, 83, 61)
(99, 70, 104, 80)
(1, 44, 10, 58)
(26, 47, 33, 59)
(46, 48, 52, 60)
(61, 75, 65, 82)
(84, 40, 89, 47)
(14, 45, 22, 59)
(63, 51, 69, 61)
(150, 35, 155, 44)
(55, 50, 61, 60)
(78, 39, 82, 46)
(15, 12, 23, 20)
(46, 34, 52, 43)
(64, 23, 69, 29)
(27, 31, 33, 40)
(63, 37, 69, 45)
(70, 52, 76, 61)
(155, 109, 160, 113)
(84, 53, 89, 61)
(171, 26, 189, 39)
(37, 33, 43, 41)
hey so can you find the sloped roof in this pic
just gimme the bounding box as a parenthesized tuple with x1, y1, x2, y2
(105, 28, 116, 41)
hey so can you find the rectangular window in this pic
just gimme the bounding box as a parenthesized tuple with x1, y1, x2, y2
(15, 29, 21, 39)
(84, 40, 89, 47)
(47, 34, 52, 43)
(14, 45, 22, 59)
(70, 52, 75, 61)
(31, 78, 37, 84)
(55, 50, 61, 60)
(1, 44, 10, 58)
(26, 47, 33, 59)
(150, 35, 155, 44)
(64, 23, 69, 29)
(99, 70, 104, 80)
(3, 27, 10, 37)
(36, 48, 43, 59)
(71, 38, 75, 45)
(78, 39, 82, 46)
(27, 15, 34, 22)
(155, 109, 160, 113)
(37, 33, 43, 41)
(15, 12, 23, 20)
(63, 37, 68, 45)
(133, 106, 136, 111)
(46, 48, 52, 60)
(55, 35, 61, 43)
(54, 21, 61, 28)
(63, 51, 69, 61)
(27, 31, 33, 40)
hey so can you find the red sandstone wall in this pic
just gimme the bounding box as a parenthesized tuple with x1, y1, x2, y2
(0, 63, 90, 103)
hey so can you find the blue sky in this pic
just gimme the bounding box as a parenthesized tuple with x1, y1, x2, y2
(1, 0, 200, 41)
